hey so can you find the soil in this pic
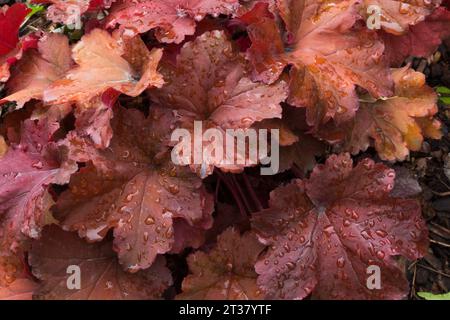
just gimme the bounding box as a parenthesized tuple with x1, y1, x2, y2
(405, 39, 450, 298)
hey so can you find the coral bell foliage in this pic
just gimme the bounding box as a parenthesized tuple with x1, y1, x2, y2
(0, 0, 449, 300)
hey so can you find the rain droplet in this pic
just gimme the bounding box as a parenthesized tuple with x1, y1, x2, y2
(336, 257, 346, 268)
(375, 229, 388, 238)
(105, 281, 113, 289)
(376, 250, 385, 259)
(32, 161, 43, 169)
(145, 216, 155, 225)
(285, 262, 296, 270)
(361, 229, 373, 240)
(324, 225, 334, 237)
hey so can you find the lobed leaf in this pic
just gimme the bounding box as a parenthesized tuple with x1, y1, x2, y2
(252, 153, 428, 299)
(44, 29, 164, 105)
(2, 33, 72, 109)
(106, 0, 240, 43)
(55, 106, 214, 272)
(0, 118, 76, 258)
(29, 225, 172, 299)
(317, 67, 442, 161)
(177, 228, 265, 300)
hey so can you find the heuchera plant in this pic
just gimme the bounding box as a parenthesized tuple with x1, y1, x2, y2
(0, 0, 449, 300)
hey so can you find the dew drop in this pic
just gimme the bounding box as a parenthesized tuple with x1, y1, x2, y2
(376, 250, 385, 259)
(32, 161, 43, 169)
(324, 225, 334, 237)
(105, 281, 113, 289)
(285, 262, 296, 270)
(375, 229, 388, 238)
(167, 184, 180, 195)
(145, 216, 155, 225)
(336, 257, 346, 268)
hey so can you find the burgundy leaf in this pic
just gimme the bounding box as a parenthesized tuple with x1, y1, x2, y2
(382, 7, 450, 66)
(29, 225, 172, 299)
(0, 118, 76, 257)
(55, 106, 214, 272)
(149, 30, 287, 175)
(106, 0, 240, 43)
(316, 67, 442, 161)
(252, 153, 428, 299)
(177, 228, 265, 300)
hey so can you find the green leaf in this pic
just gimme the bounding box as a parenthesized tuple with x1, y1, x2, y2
(22, 3, 45, 25)
(436, 86, 450, 94)
(417, 292, 450, 300)
(440, 97, 450, 105)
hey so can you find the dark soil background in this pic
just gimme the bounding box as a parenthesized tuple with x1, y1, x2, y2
(405, 39, 450, 298)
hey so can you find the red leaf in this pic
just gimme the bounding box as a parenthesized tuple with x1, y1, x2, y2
(245, 0, 394, 126)
(252, 118, 299, 147)
(73, 97, 115, 149)
(236, 0, 276, 16)
(29, 225, 172, 299)
(287, 1, 394, 126)
(55, 107, 214, 272)
(362, 0, 441, 35)
(169, 219, 207, 254)
(316, 67, 442, 161)
(106, 0, 240, 44)
(0, 278, 37, 300)
(237, 2, 274, 25)
(382, 7, 450, 66)
(0, 34, 38, 83)
(2, 33, 72, 109)
(0, 4, 30, 56)
(149, 30, 287, 175)
(43, 29, 164, 105)
(0, 118, 77, 257)
(252, 153, 428, 299)
(89, 0, 114, 11)
(245, 11, 285, 83)
(151, 30, 287, 129)
(177, 228, 265, 300)
(40, 0, 114, 25)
